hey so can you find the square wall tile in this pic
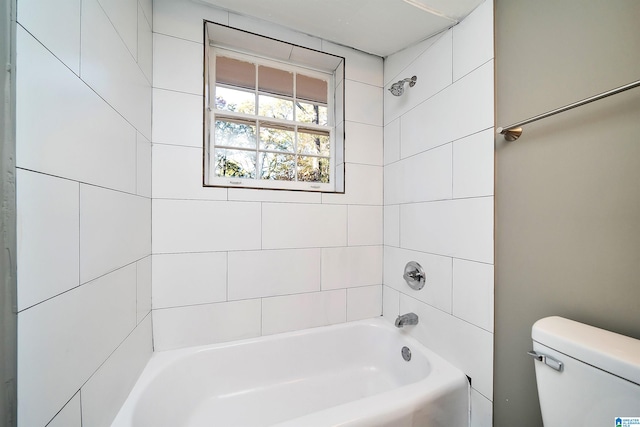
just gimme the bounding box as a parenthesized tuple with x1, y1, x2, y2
(384, 246, 453, 313)
(453, 259, 494, 332)
(152, 199, 261, 253)
(17, 0, 81, 74)
(348, 205, 383, 246)
(153, 33, 203, 95)
(80, 185, 151, 283)
(228, 249, 320, 300)
(16, 27, 137, 193)
(152, 88, 202, 147)
(47, 392, 81, 427)
(152, 299, 261, 350)
(153, 252, 227, 309)
(321, 246, 383, 290)
(344, 121, 383, 166)
(18, 265, 137, 427)
(471, 389, 493, 427)
(453, 129, 494, 198)
(347, 285, 382, 321)
(17, 170, 79, 310)
(262, 203, 347, 249)
(81, 317, 152, 427)
(262, 290, 346, 335)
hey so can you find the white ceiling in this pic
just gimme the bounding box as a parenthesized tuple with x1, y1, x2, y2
(197, 0, 485, 57)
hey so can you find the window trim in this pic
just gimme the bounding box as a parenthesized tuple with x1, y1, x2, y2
(203, 21, 345, 194)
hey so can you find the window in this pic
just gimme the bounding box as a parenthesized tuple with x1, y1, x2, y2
(204, 22, 345, 193)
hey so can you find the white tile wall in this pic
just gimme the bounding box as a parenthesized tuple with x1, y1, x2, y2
(228, 249, 321, 300)
(152, 199, 261, 253)
(81, 0, 151, 139)
(153, 299, 262, 350)
(137, 3, 153, 82)
(47, 393, 81, 427)
(346, 285, 382, 321)
(153, 252, 227, 309)
(153, 33, 203, 95)
(383, 2, 494, 425)
(383, 205, 400, 247)
(16, 26, 138, 194)
(262, 290, 346, 335)
(97, 0, 138, 58)
(453, 259, 494, 332)
(80, 316, 152, 427)
(16, 170, 79, 310)
(136, 257, 152, 323)
(80, 184, 151, 283)
(17, 0, 81, 74)
(452, 0, 494, 81)
(152, 88, 202, 147)
(18, 265, 137, 427)
(16, 0, 153, 424)
(261, 203, 347, 249)
(452, 129, 495, 198)
(347, 205, 383, 246)
(344, 121, 383, 166)
(344, 80, 383, 126)
(321, 246, 383, 290)
(322, 163, 383, 205)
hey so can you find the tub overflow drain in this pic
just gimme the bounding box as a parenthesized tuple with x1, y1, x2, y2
(401, 346, 412, 361)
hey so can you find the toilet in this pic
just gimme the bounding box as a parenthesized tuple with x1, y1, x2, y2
(530, 316, 640, 426)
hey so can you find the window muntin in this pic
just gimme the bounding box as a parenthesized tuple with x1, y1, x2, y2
(209, 48, 335, 191)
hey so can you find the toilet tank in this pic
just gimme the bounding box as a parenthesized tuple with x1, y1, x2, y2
(531, 316, 640, 427)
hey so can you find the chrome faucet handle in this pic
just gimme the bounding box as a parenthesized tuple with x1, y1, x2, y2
(403, 261, 426, 290)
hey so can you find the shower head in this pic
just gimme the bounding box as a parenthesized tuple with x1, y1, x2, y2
(388, 76, 417, 96)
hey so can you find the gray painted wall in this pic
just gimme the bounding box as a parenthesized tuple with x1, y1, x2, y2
(0, 0, 17, 424)
(494, 0, 640, 425)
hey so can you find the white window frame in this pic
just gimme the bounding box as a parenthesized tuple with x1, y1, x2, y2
(204, 22, 345, 193)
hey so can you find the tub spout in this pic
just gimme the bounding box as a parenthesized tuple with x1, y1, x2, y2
(395, 313, 419, 328)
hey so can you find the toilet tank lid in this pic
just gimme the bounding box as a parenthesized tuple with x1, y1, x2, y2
(532, 316, 640, 385)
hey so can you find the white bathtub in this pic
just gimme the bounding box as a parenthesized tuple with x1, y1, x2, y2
(111, 318, 469, 427)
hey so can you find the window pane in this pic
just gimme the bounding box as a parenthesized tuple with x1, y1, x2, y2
(295, 101, 328, 125)
(259, 152, 296, 181)
(258, 95, 294, 120)
(297, 129, 330, 156)
(259, 65, 293, 97)
(215, 118, 256, 148)
(297, 156, 330, 183)
(216, 56, 255, 90)
(259, 123, 294, 152)
(215, 86, 255, 114)
(215, 148, 256, 179)
(297, 74, 327, 104)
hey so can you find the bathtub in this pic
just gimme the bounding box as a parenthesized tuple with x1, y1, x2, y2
(111, 318, 469, 427)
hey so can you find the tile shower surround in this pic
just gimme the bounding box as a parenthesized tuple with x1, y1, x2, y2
(14, 0, 494, 426)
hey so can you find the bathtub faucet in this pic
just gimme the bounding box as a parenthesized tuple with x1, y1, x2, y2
(395, 312, 419, 328)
